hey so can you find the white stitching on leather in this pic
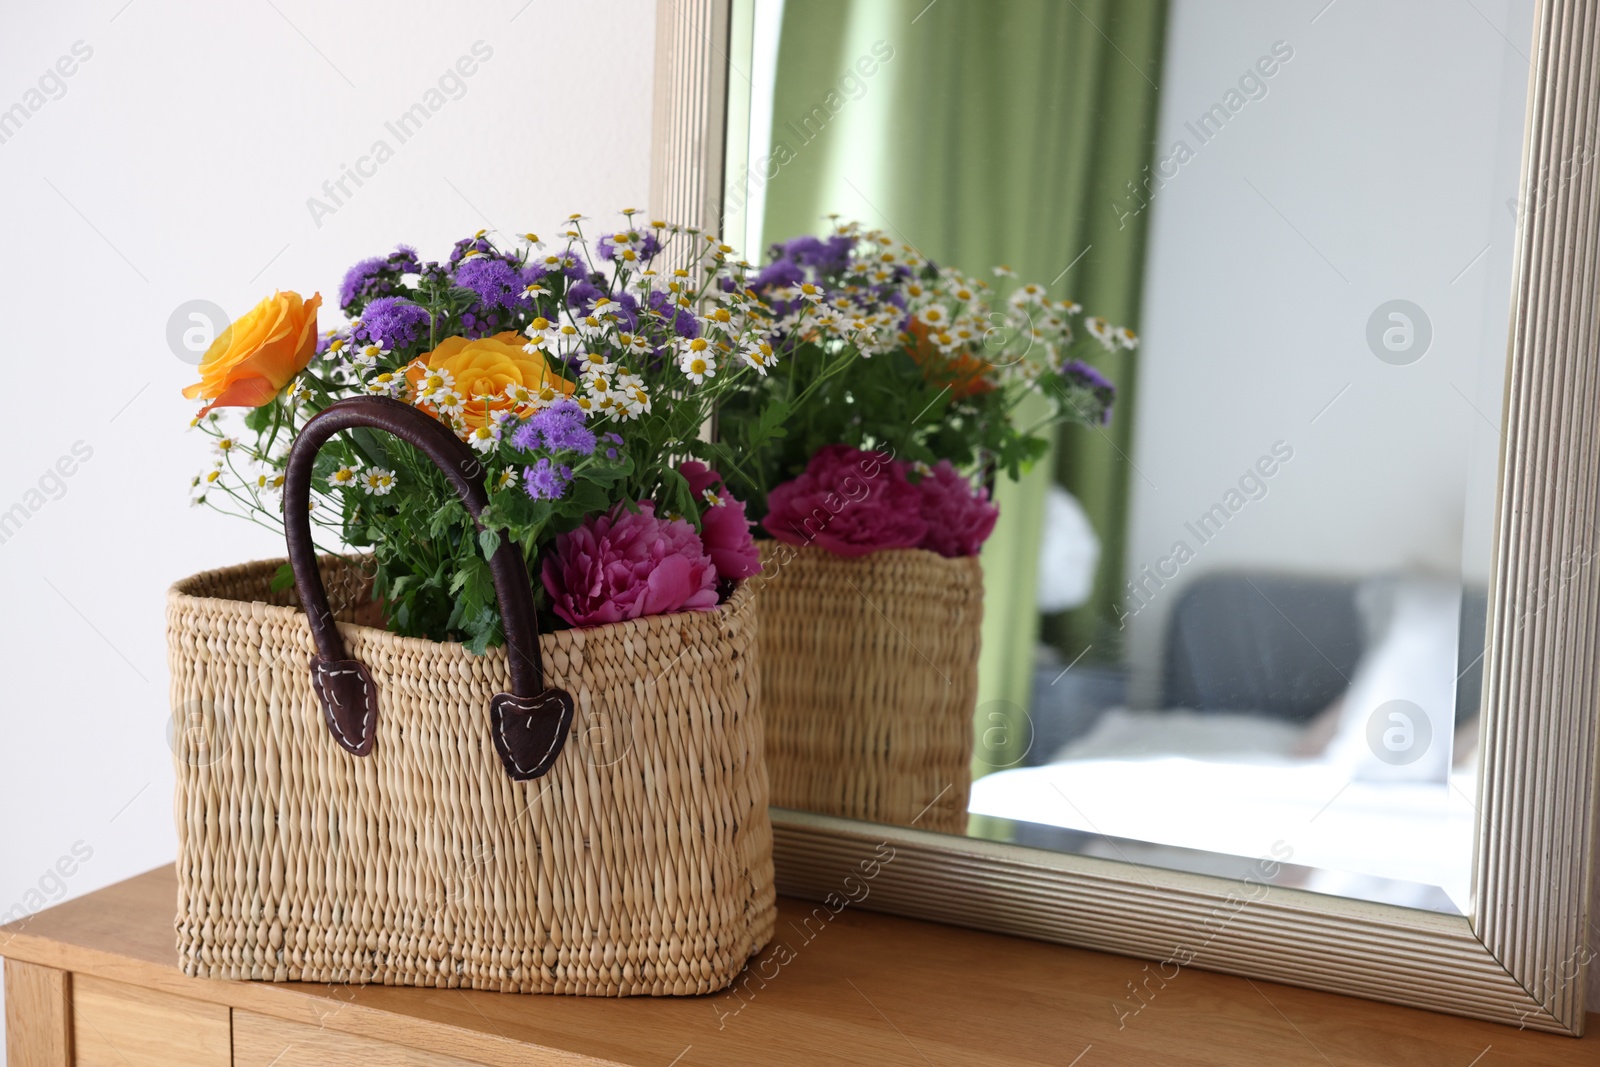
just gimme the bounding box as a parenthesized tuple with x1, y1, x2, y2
(316, 663, 373, 748)
(497, 693, 566, 775)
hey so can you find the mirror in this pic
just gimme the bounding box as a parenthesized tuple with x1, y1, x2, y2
(722, 0, 1536, 916)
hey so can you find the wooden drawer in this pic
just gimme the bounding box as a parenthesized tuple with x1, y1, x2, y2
(233, 1009, 488, 1066)
(71, 974, 230, 1067)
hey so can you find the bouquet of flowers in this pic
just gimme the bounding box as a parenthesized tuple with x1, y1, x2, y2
(184, 212, 842, 651)
(715, 220, 1136, 833)
(711, 219, 1131, 559)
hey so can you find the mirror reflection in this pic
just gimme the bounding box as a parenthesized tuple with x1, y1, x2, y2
(728, 0, 1536, 913)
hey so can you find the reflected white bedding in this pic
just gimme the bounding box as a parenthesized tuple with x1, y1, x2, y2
(968, 710, 1476, 913)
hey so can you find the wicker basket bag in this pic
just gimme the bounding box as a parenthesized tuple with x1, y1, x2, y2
(168, 398, 775, 995)
(755, 542, 983, 834)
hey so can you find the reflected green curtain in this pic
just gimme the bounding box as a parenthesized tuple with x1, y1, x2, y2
(760, 0, 1167, 783)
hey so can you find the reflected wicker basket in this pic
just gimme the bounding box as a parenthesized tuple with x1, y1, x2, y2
(754, 542, 983, 835)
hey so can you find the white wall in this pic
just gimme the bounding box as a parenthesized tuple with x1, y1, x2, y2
(1121, 0, 1533, 703)
(0, 2, 654, 1057)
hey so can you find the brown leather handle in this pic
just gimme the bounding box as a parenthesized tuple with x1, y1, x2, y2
(283, 395, 574, 781)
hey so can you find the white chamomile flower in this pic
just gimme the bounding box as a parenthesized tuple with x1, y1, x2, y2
(797, 282, 825, 303)
(328, 464, 361, 489)
(286, 378, 313, 405)
(522, 232, 545, 250)
(740, 339, 779, 375)
(529, 382, 565, 411)
(464, 423, 502, 453)
(577, 350, 614, 374)
(1115, 326, 1140, 350)
(503, 382, 535, 408)
(616, 331, 652, 356)
(365, 371, 404, 398)
(431, 389, 466, 415)
(324, 337, 348, 361)
(992, 264, 1017, 279)
(585, 371, 615, 398)
(214, 436, 237, 455)
(811, 307, 846, 334)
(1086, 316, 1115, 349)
(356, 342, 389, 366)
(912, 460, 933, 477)
(496, 467, 520, 491)
(678, 335, 714, 360)
(618, 381, 651, 418)
(1010, 282, 1048, 307)
(251, 468, 286, 496)
(521, 281, 550, 301)
(679, 350, 716, 384)
(701, 487, 724, 508)
(916, 305, 950, 329)
(589, 294, 623, 318)
(413, 366, 454, 401)
(574, 314, 611, 340)
(361, 467, 396, 495)
(523, 316, 558, 349)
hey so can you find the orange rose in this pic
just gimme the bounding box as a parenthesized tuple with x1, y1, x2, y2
(406, 331, 575, 431)
(182, 291, 322, 416)
(904, 318, 996, 400)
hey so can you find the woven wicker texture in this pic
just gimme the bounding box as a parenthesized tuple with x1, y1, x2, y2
(168, 555, 774, 996)
(755, 543, 983, 835)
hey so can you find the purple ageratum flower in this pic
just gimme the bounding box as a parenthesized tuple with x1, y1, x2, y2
(601, 432, 622, 460)
(355, 297, 430, 350)
(778, 234, 854, 275)
(609, 291, 640, 332)
(454, 256, 530, 339)
(449, 234, 501, 266)
(597, 230, 663, 264)
(1059, 359, 1116, 426)
(646, 289, 700, 339)
(523, 458, 574, 501)
(339, 244, 421, 314)
(565, 279, 604, 313)
(510, 399, 596, 455)
(752, 258, 805, 293)
(456, 257, 526, 309)
(564, 282, 638, 331)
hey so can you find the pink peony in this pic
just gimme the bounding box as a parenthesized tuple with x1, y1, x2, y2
(916, 460, 999, 558)
(541, 501, 720, 627)
(762, 444, 928, 557)
(679, 460, 762, 581)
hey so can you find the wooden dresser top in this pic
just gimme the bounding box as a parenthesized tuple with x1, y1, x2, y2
(2, 866, 1594, 1066)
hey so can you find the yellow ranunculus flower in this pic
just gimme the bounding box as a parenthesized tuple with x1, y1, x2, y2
(182, 291, 322, 416)
(407, 331, 575, 431)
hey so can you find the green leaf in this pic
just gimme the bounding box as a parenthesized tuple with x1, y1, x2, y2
(478, 527, 502, 559)
(244, 403, 277, 434)
(269, 562, 295, 593)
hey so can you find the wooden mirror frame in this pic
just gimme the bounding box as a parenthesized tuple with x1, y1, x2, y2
(649, 0, 1600, 1034)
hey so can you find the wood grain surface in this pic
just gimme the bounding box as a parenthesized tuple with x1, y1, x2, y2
(3, 867, 1597, 1065)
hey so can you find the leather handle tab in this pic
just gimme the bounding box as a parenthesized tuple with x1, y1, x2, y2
(282, 395, 573, 780)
